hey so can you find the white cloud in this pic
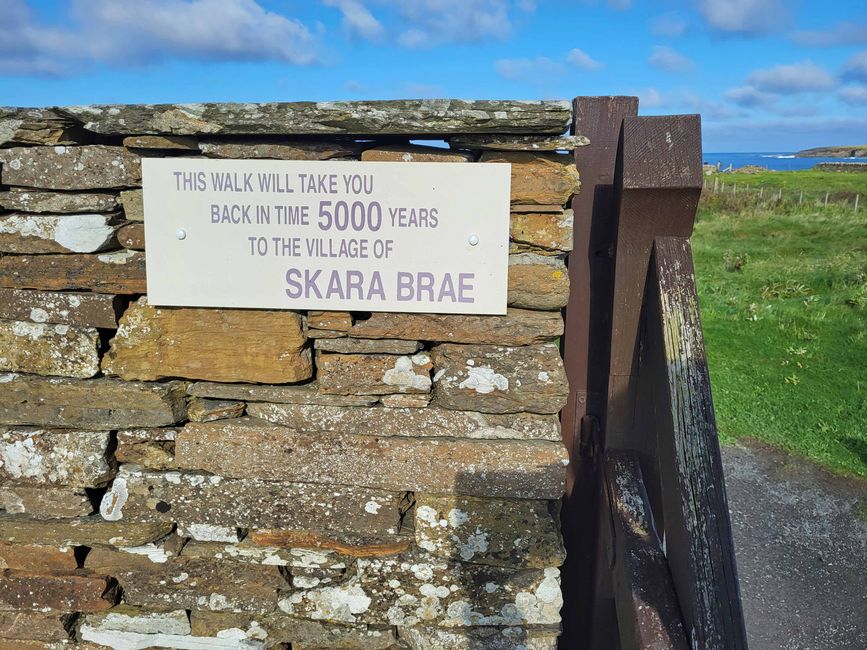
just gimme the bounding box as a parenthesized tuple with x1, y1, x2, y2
(747, 61, 835, 94)
(639, 87, 664, 108)
(841, 51, 867, 83)
(495, 56, 565, 84)
(649, 45, 694, 73)
(724, 85, 776, 108)
(323, 0, 385, 40)
(393, 0, 514, 48)
(651, 13, 688, 38)
(838, 85, 867, 105)
(0, 0, 321, 76)
(696, 0, 787, 36)
(793, 21, 867, 47)
(566, 48, 602, 70)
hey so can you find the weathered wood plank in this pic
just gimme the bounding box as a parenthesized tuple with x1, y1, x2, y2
(648, 236, 747, 650)
(605, 450, 688, 650)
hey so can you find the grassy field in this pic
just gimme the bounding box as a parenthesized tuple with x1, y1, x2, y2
(694, 171, 866, 477)
(706, 169, 867, 202)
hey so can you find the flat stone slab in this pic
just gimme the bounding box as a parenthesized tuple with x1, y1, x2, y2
(187, 398, 245, 423)
(0, 320, 100, 378)
(175, 419, 568, 498)
(348, 308, 563, 346)
(103, 298, 312, 383)
(180, 538, 349, 570)
(0, 189, 118, 214)
(414, 495, 564, 568)
(123, 135, 198, 151)
(0, 571, 119, 612)
(0, 374, 188, 429)
(115, 428, 178, 470)
(448, 133, 589, 151)
(279, 553, 563, 627)
(0, 250, 147, 293)
(190, 611, 398, 649)
(0, 513, 172, 547)
(313, 338, 422, 355)
(89, 554, 289, 615)
(508, 253, 570, 310)
(361, 144, 473, 162)
(431, 343, 569, 414)
(0, 542, 79, 572)
(399, 625, 559, 649)
(0, 213, 118, 254)
(0, 107, 79, 146)
(53, 100, 571, 136)
(84, 605, 191, 635)
(510, 210, 574, 253)
(0, 485, 93, 518)
(100, 465, 405, 537)
(246, 403, 562, 441)
(479, 151, 580, 206)
(244, 529, 411, 559)
(316, 352, 432, 395)
(0, 289, 123, 328)
(0, 610, 75, 642)
(187, 381, 377, 407)
(80, 625, 266, 650)
(199, 139, 361, 160)
(119, 189, 143, 221)
(0, 427, 112, 487)
(0, 145, 141, 190)
(116, 222, 144, 250)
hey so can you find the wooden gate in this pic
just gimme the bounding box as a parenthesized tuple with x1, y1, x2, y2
(560, 97, 749, 649)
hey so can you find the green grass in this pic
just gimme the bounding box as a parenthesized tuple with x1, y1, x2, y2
(693, 176, 867, 477)
(707, 169, 867, 203)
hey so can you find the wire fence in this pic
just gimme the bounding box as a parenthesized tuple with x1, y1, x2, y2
(702, 176, 861, 212)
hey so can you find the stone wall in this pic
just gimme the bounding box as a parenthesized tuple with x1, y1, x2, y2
(0, 101, 582, 649)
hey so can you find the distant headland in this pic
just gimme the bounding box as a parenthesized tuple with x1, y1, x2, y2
(796, 145, 867, 158)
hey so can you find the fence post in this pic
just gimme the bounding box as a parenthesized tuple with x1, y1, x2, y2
(759, 187, 763, 198)
(733, 184, 737, 196)
(778, 188, 782, 201)
(825, 191, 829, 206)
(562, 95, 639, 649)
(713, 178, 718, 192)
(856, 194, 860, 212)
(799, 190, 803, 204)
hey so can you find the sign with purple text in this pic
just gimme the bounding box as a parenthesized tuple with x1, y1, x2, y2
(142, 159, 510, 314)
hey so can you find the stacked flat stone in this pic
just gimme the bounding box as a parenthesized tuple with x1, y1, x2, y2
(0, 100, 584, 649)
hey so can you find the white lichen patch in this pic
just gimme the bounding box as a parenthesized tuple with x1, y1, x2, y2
(179, 523, 240, 543)
(458, 366, 509, 394)
(100, 477, 128, 521)
(0, 213, 115, 253)
(279, 580, 372, 623)
(382, 355, 432, 392)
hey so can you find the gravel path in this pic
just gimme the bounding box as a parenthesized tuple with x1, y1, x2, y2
(722, 441, 866, 649)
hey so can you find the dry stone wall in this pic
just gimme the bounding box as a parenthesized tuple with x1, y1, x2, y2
(0, 100, 581, 649)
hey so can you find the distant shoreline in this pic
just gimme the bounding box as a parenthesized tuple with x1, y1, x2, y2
(796, 145, 867, 158)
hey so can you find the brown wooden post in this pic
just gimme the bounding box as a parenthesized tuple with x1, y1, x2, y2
(560, 96, 637, 649)
(605, 449, 689, 650)
(644, 237, 749, 649)
(605, 115, 703, 451)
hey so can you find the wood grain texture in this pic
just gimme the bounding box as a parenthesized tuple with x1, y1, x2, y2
(560, 95, 637, 650)
(648, 236, 748, 650)
(605, 449, 688, 650)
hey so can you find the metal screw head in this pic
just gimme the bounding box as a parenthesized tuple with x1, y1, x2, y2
(175, 229, 187, 240)
(468, 234, 480, 246)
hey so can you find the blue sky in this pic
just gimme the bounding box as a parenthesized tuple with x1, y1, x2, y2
(1, 0, 866, 151)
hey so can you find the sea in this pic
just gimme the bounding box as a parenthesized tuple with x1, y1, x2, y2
(702, 152, 865, 172)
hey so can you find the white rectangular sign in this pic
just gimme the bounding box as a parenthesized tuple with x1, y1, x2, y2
(142, 158, 510, 314)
